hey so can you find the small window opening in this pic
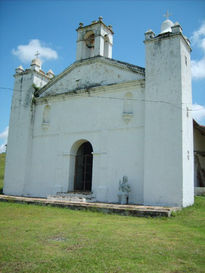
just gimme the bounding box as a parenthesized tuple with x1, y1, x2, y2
(123, 92, 133, 114)
(104, 35, 109, 57)
(42, 105, 50, 126)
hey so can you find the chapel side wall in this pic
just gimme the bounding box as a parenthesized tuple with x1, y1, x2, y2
(28, 84, 145, 204)
(194, 128, 205, 187)
(194, 128, 205, 151)
(180, 38, 194, 206)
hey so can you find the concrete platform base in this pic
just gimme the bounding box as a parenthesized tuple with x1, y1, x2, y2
(0, 195, 180, 217)
(194, 187, 205, 196)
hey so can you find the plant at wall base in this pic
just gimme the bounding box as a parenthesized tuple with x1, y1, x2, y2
(0, 153, 6, 193)
(32, 83, 40, 91)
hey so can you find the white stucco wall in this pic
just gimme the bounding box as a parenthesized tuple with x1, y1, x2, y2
(3, 70, 49, 196)
(144, 33, 193, 207)
(180, 38, 194, 207)
(24, 80, 145, 204)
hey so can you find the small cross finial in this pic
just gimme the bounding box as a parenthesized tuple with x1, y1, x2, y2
(35, 50, 40, 59)
(163, 10, 171, 19)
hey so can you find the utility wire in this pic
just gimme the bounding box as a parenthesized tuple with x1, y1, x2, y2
(0, 86, 203, 112)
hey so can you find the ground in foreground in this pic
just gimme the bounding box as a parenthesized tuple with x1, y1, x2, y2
(0, 197, 205, 273)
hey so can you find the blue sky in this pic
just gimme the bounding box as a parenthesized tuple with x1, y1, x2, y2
(0, 0, 205, 152)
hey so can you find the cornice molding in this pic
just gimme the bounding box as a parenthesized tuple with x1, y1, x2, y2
(36, 79, 145, 104)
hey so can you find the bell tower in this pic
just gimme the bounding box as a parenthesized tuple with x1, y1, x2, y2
(4, 57, 54, 196)
(76, 16, 113, 61)
(143, 16, 194, 207)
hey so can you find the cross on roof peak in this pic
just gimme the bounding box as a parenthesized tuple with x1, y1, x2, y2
(163, 10, 172, 20)
(35, 51, 40, 59)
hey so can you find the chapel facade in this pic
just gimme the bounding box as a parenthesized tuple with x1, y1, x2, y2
(4, 17, 195, 207)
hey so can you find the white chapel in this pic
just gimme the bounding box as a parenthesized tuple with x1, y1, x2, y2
(4, 17, 197, 207)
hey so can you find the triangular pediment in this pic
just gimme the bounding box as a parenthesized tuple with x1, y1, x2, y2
(37, 56, 145, 98)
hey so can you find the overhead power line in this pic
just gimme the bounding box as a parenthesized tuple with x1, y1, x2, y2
(0, 86, 203, 112)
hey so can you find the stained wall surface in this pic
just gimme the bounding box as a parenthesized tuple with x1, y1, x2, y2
(27, 78, 145, 204)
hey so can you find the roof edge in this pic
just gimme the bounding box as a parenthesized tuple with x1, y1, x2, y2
(36, 79, 145, 103)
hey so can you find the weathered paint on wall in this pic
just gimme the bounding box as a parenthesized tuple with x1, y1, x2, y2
(3, 69, 50, 196)
(143, 28, 193, 207)
(21, 80, 145, 204)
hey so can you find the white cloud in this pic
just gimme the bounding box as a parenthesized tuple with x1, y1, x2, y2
(192, 104, 205, 124)
(12, 39, 58, 63)
(191, 58, 205, 79)
(191, 22, 205, 48)
(0, 144, 6, 154)
(0, 126, 8, 140)
(0, 126, 9, 153)
(191, 22, 205, 80)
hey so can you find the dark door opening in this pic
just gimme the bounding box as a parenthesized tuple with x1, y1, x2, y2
(74, 142, 93, 192)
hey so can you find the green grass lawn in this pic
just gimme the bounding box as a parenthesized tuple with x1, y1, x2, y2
(0, 199, 204, 273)
(0, 153, 205, 273)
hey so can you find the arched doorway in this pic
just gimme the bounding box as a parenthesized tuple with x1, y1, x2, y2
(74, 142, 93, 192)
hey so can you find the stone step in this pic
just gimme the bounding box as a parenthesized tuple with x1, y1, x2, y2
(47, 192, 96, 203)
